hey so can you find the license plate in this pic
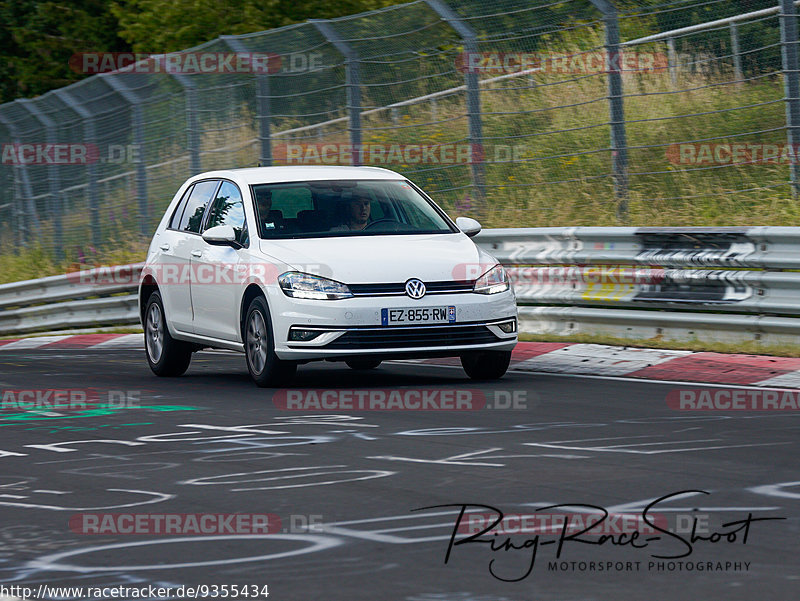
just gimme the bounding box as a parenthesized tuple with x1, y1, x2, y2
(381, 306, 456, 325)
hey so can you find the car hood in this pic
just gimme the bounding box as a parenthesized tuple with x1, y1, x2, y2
(257, 233, 498, 283)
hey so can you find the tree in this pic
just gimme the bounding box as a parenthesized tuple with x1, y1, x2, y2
(110, 0, 403, 53)
(0, 0, 130, 103)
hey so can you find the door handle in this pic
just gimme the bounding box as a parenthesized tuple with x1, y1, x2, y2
(191, 250, 202, 258)
(160, 243, 170, 251)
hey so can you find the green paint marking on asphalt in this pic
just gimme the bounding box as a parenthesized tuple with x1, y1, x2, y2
(0, 404, 200, 425)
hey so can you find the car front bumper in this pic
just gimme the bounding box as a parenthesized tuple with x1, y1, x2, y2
(265, 286, 518, 361)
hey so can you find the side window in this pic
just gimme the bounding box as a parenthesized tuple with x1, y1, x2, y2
(168, 184, 194, 230)
(179, 180, 220, 233)
(203, 181, 248, 246)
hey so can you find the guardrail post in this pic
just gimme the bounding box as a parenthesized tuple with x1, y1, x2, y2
(780, 0, 800, 196)
(730, 22, 744, 85)
(102, 74, 149, 235)
(591, 0, 629, 220)
(311, 20, 363, 166)
(17, 99, 63, 258)
(425, 0, 486, 207)
(222, 36, 273, 166)
(0, 111, 40, 246)
(56, 90, 101, 249)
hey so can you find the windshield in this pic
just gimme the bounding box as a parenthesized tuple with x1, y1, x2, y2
(250, 179, 456, 239)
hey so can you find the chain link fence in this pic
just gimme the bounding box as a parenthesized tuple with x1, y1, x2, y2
(0, 0, 797, 263)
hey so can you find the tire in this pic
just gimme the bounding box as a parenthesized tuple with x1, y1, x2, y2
(144, 291, 192, 377)
(461, 350, 512, 380)
(345, 358, 382, 370)
(244, 295, 297, 387)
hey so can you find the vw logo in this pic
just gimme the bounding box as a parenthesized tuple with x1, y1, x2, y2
(405, 279, 426, 299)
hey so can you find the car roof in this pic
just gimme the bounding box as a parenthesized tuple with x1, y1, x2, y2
(190, 165, 406, 185)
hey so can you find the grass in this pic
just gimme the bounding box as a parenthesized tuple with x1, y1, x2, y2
(0, 232, 148, 285)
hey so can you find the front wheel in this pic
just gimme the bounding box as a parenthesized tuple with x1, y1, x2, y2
(145, 291, 192, 377)
(244, 296, 297, 387)
(461, 350, 512, 380)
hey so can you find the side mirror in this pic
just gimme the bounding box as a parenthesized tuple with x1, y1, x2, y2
(202, 224, 240, 248)
(456, 216, 481, 238)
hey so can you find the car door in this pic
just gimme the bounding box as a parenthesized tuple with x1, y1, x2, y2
(162, 179, 221, 333)
(191, 180, 250, 341)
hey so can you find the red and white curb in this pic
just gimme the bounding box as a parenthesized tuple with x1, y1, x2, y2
(2, 334, 800, 389)
(0, 333, 144, 350)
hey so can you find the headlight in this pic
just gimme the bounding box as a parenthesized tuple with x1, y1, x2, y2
(473, 264, 509, 295)
(278, 272, 353, 300)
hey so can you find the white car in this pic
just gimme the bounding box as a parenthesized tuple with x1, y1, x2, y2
(139, 166, 517, 387)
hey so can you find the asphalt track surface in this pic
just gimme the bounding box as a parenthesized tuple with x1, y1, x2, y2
(0, 348, 798, 601)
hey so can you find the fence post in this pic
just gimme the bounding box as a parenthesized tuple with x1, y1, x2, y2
(425, 0, 486, 207)
(780, 0, 800, 196)
(222, 36, 273, 166)
(730, 22, 744, 84)
(667, 37, 678, 87)
(157, 56, 201, 176)
(56, 90, 101, 250)
(591, 0, 628, 220)
(0, 111, 40, 245)
(102, 74, 149, 236)
(17, 99, 63, 258)
(311, 20, 363, 166)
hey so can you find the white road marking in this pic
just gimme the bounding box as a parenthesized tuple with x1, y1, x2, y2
(748, 481, 800, 499)
(28, 534, 342, 572)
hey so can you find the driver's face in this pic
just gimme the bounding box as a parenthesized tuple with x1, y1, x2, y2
(348, 197, 371, 226)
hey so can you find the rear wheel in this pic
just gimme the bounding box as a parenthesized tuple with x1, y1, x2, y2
(145, 291, 192, 377)
(461, 350, 511, 380)
(345, 358, 382, 370)
(244, 296, 297, 387)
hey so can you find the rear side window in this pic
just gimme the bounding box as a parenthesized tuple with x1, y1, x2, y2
(179, 180, 220, 233)
(168, 185, 194, 230)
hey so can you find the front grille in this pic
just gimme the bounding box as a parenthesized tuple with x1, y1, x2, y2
(324, 324, 499, 349)
(349, 280, 474, 296)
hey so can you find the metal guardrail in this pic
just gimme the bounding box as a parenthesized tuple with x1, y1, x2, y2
(3, 228, 800, 345)
(0, 264, 142, 335)
(477, 227, 800, 344)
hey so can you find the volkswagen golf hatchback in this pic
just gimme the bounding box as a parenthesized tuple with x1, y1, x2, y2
(139, 166, 517, 387)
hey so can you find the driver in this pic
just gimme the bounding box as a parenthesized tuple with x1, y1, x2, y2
(330, 191, 371, 231)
